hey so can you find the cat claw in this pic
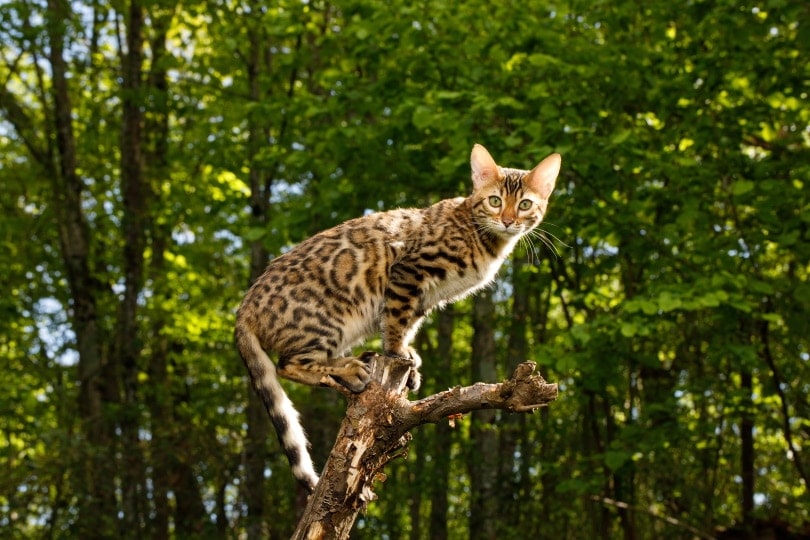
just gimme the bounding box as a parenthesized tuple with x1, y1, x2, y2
(384, 348, 421, 368)
(404, 347, 422, 369)
(407, 367, 422, 392)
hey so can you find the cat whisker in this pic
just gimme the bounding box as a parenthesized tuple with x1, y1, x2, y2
(532, 226, 570, 250)
(538, 228, 572, 251)
(518, 235, 542, 265)
(525, 228, 566, 261)
(538, 221, 567, 235)
(525, 229, 550, 250)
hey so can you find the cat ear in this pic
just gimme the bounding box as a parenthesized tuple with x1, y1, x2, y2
(526, 153, 561, 200)
(470, 144, 500, 188)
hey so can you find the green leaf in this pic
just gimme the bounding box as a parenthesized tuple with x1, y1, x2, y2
(571, 323, 592, 345)
(411, 105, 434, 130)
(731, 180, 755, 196)
(605, 450, 632, 471)
(557, 478, 590, 494)
(657, 291, 682, 312)
(761, 313, 783, 324)
(640, 300, 659, 315)
(610, 129, 633, 145)
(620, 322, 637, 338)
(748, 279, 774, 294)
(435, 90, 462, 100)
(242, 227, 266, 242)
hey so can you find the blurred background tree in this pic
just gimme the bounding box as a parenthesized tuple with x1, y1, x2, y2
(1, 0, 807, 538)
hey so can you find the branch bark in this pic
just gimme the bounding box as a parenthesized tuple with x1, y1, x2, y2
(291, 356, 558, 540)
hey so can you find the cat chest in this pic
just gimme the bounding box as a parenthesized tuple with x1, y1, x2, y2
(418, 257, 503, 310)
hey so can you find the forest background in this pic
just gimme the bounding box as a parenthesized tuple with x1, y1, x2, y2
(1, 0, 808, 538)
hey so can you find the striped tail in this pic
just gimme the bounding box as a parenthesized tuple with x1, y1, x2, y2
(235, 326, 319, 492)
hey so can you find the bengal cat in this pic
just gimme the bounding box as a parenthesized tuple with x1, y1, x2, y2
(235, 144, 560, 492)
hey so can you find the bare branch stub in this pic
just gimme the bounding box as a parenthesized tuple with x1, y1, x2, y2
(496, 361, 559, 412)
(403, 361, 558, 427)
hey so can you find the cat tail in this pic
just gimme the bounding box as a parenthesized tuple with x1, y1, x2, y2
(235, 326, 319, 493)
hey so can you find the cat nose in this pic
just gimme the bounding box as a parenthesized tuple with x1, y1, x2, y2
(501, 217, 514, 227)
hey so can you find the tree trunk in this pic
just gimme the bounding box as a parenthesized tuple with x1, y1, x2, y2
(428, 308, 455, 540)
(242, 4, 275, 536)
(44, 1, 117, 535)
(758, 315, 809, 489)
(500, 258, 530, 529)
(530, 267, 556, 536)
(740, 367, 755, 539)
(142, 319, 167, 531)
(408, 431, 425, 540)
(470, 290, 499, 540)
(142, 7, 173, 537)
(290, 355, 558, 539)
(116, 0, 149, 533)
(245, 390, 271, 539)
(147, 239, 171, 540)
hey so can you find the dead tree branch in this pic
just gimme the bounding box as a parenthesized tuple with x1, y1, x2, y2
(291, 355, 558, 540)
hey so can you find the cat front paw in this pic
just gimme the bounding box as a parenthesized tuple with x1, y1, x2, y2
(407, 367, 422, 392)
(403, 347, 422, 391)
(404, 347, 422, 369)
(385, 346, 422, 368)
(384, 347, 422, 392)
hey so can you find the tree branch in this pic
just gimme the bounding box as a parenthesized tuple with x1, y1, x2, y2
(291, 355, 558, 540)
(592, 497, 716, 540)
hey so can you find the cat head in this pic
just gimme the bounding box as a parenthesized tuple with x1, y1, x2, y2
(469, 144, 560, 239)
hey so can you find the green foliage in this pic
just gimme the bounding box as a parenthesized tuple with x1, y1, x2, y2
(1, 0, 808, 537)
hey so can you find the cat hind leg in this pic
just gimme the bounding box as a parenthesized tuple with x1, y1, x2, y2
(278, 351, 372, 393)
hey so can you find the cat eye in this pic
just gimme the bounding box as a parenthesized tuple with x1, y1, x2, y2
(488, 196, 502, 208)
(518, 199, 533, 211)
